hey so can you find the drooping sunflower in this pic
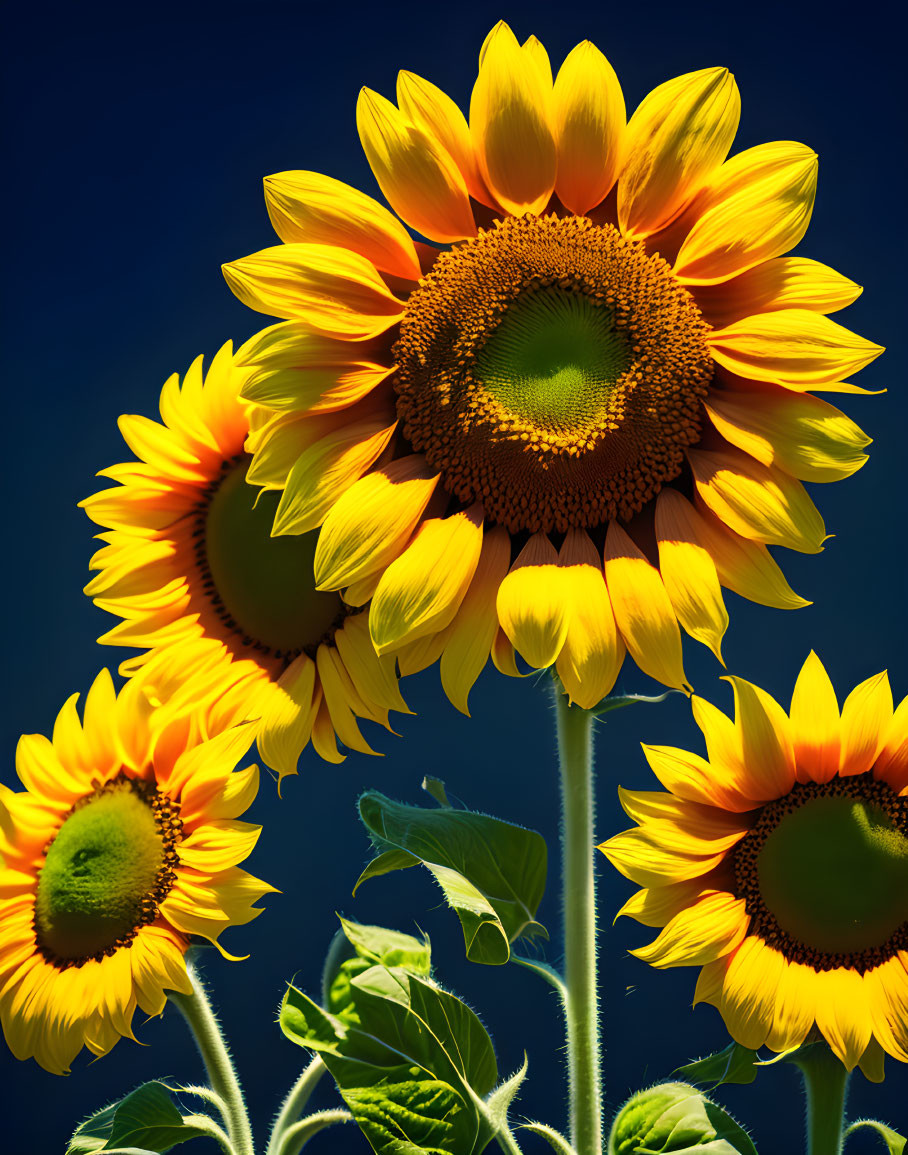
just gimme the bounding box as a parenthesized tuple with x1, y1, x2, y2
(223, 22, 881, 711)
(0, 670, 273, 1074)
(600, 653, 908, 1076)
(81, 342, 408, 774)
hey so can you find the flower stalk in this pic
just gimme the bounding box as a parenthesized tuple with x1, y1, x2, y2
(553, 686, 602, 1155)
(169, 957, 254, 1155)
(795, 1044, 850, 1155)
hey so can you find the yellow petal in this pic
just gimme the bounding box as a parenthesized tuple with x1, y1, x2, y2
(705, 386, 871, 483)
(725, 675, 796, 798)
(765, 958, 817, 1053)
(316, 645, 378, 756)
(631, 891, 748, 968)
(641, 742, 759, 813)
(334, 611, 410, 718)
(470, 21, 556, 216)
(691, 499, 810, 610)
(619, 67, 740, 238)
(397, 71, 492, 207)
(555, 530, 624, 709)
(688, 446, 826, 553)
(603, 522, 688, 691)
(839, 671, 893, 777)
(311, 693, 344, 764)
(874, 695, 908, 793)
(674, 142, 818, 284)
(521, 34, 552, 88)
(273, 419, 397, 536)
(618, 788, 749, 846)
(693, 257, 862, 328)
(370, 506, 484, 654)
(496, 533, 567, 669)
(598, 826, 727, 888)
(865, 956, 908, 1063)
(789, 651, 840, 784)
(257, 656, 319, 780)
(315, 456, 439, 589)
(222, 244, 405, 339)
(615, 878, 714, 928)
(553, 40, 625, 215)
(717, 937, 783, 1050)
(246, 409, 350, 490)
(709, 308, 884, 386)
(263, 170, 420, 280)
(357, 87, 476, 243)
(655, 489, 728, 663)
(440, 527, 511, 715)
(814, 968, 872, 1070)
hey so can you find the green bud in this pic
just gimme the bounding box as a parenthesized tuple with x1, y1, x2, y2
(608, 1081, 758, 1155)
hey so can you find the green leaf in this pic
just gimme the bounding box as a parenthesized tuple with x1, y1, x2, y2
(608, 1082, 758, 1155)
(280, 962, 499, 1154)
(67, 1082, 213, 1155)
(521, 1122, 577, 1155)
(676, 1043, 760, 1087)
(511, 955, 568, 1001)
(422, 777, 451, 807)
(356, 789, 548, 965)
(591, 690, 680, 717)
(484, 1058, 528, 1131)
(845, 1120, 906, 1154)
(326, 918, 432, 1026)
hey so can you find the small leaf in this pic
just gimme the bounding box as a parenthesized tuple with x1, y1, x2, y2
(676, 1043, 760, 1087)
(845, 1120, 906, 1154)
(356, 789, 548, 964)
(608, 1081, 758, 1155)
(592, 690, 680, 717)
(422, 776, 451, 807)
(511, 956, 568, 1001)
(522, 1122, 578, 1155)
(484, 1057, 528, 1130)
(280, 960, 499, 1154)
(67, 1082, 213, 1155)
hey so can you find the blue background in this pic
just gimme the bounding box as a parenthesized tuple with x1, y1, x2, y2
(2, 1, 906, 1150)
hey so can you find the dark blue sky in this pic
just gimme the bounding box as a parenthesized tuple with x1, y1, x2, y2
(3, 1, 906, 1150)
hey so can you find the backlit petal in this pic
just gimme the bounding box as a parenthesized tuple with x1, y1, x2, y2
(694, 257, 862, 328)
(717, 937, 783, 1050)
(814, 968, 872, 1070)
(789, 651, 840, 784)
(874, 696, 908, 793)
(725, 675, 796, 798)
(839, 671, 893, 777)
(497, 533, 568, 669)
(631, 891, 748, 968)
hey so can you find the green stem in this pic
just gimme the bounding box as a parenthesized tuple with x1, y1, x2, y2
(170, 959, 254, 1155)
(266, 1055, 328, 1155)
(496, 1123, 526, 1155)
(796, 1044, 850, 1155)
(553, 687, 602, 1155)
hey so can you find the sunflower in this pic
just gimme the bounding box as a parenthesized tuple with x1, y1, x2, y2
(81, 342, 409, 774)
(0, 670, 273, 1074)
(599, 653, 908, 1076)
(222, 22, 881, 711)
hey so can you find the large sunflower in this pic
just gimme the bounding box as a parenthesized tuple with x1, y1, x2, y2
(81, 342, 408, 774)
(0, 670, 273, 1074)
(223, 22, 881, 710)
(600, 653, 908, 1076)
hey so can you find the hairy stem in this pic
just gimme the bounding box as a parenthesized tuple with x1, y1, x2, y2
(797, 1044, 850, 1155)
(266, 1055, 328, 1155)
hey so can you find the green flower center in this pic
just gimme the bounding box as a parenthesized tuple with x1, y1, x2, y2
(735, 776, 908, 968)
(758, 795, 908, 955)
(203, 458, 345, 655)
(35, 781, 171, 962)
(473, 289, 631, 435)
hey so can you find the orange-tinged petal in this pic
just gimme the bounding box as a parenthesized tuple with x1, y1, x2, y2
(440, 527, 511, 715)
(674, 142, 817, 284)
(553, 40, 625, 215)
(690, 499, 810, 610)
(497, 533, 567, 669)
(874, 696, 908, 793)
(655, 489, 728, 662)
(470, 21, 556, 216)
(789, 651, 840, 784)
(315, 456, 439, 590)
(357, 87, 476, 244)
(273, 419, 397, 536)
(814, 968, 872, 1070)
(705, 386, 871, 483)
(619, 67, 740, 238)
(222, 244, 405, 339)
(688, 446, 826, 554)
(839, 671, 893, 777)
(631, 891, 748, 968)
(263, 170, 421, 281)
(709, 308, 883, 386)
(604, 522, 688, 691)
(725, 675, 796, 798)
(693, 257, 862, 328)
(555, 530, 624, 709)
(370, 505, 484, 654)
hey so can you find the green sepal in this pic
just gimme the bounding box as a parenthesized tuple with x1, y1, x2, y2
(280, 962, 499, 1154)
(66, 1081, 213, 1154)
(591, 690, 680, 717)
(676, 1043, 760, 1087)
(608, 1081, 758, 1155)
(355, 789, 548, 965)
(483, 1057, 528, 1130)
(521, 1122, 577, 1155)
(844, 1120, 906, 1153)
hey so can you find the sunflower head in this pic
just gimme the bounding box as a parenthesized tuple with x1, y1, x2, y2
(600, 653, 908, 1076)
(222, 21, 881, 712)
(81, 342, 409, 778)
(0, 670, 274, 1074)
